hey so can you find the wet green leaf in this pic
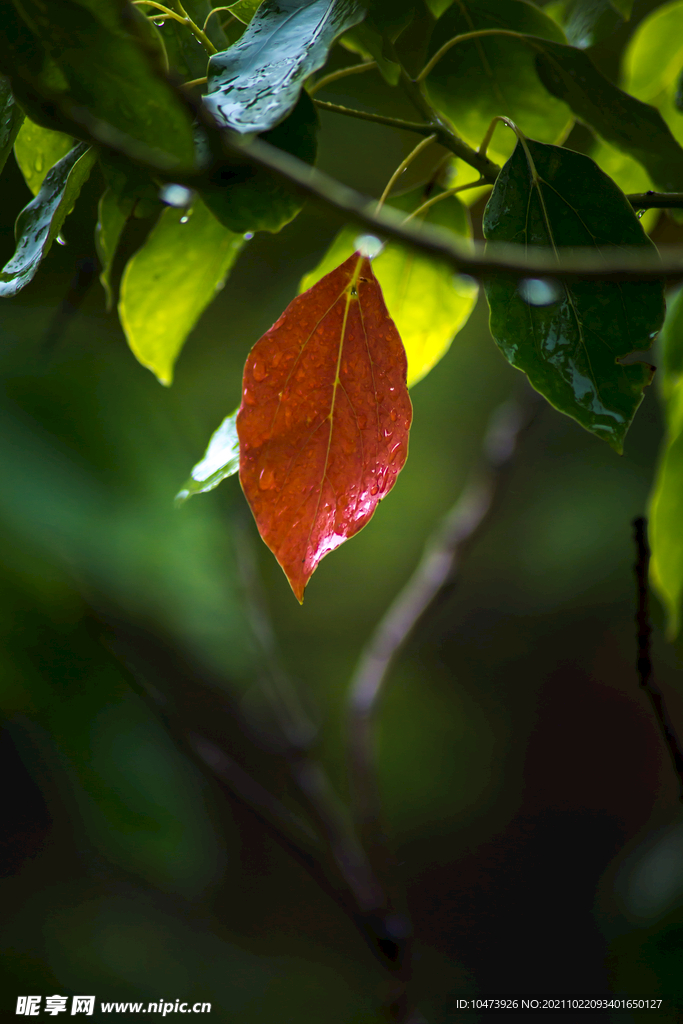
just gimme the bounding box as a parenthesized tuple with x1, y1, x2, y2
(175, 411, 240, 505)
(10, 0, 195, 168)
(199, 91, 318, 234)
(0, 75, 23, 174)
(0, 143, 96, 298)
(204, 0, 365, 133)
(95, 187, 130, 310)
(119, 198, 245, 384)
(483, 138, 664, 452)
(425, 0, 572, 164)
(300, 191, 477, 387)
(13, 117, 73, 195)
(533, 37, 683, 193)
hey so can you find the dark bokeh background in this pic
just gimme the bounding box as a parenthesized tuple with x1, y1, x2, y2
(3, 6, 683, 1020)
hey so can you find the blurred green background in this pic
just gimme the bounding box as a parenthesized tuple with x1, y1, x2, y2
(3, 6, 683, 1019)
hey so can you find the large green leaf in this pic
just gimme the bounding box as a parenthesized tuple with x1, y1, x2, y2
(533, 37, 683, 193)
(424, 0, 573, 164)
(300, 191, 478, 387)
(175, 410, 240, 504)
(13, 117, 72, 195)
(118, 198, 245, 384)
(199, 91, 319, 234)
(0, 143, 96, 298)
(0, 75, 23, 174)
(483, 139, 664, 452)
(649, 289, 683, 635)
(10, 0, 195, 168)
(204, 0, 365, 133)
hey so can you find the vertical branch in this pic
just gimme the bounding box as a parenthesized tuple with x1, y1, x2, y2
(346, 397, 537, 877)
(632, 517, 683, 802)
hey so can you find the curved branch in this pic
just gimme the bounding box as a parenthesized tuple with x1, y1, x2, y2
(346, 397, 538, 867)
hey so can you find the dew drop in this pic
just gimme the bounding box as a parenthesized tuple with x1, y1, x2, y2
(369, 483, 379, 496)
(179, 211, 192, 224)
(56, 233, 67, 246)
(636, 209, 645, 220)
(259, 467, 276, 490)
(159, 183, 194, 208)
(34, 156, 44, 172)
(243, 231, 254, 240)
(354, 234, 384, 258)
(518, 277, 562, 306)
(252, 360, 267, 382)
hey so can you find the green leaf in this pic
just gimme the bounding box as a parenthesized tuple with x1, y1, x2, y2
(10, 0, 195, 168)
(657, 286, 683, 401)
(341, 23, 401, 84)
(424, 0, 573, 164)
(649, 288, 683, 635)
(482, 138, 664, 452)
(175, 411, 240, 504)
(199, 90, 319, 234)
(0, 143, 96, 298)
(300, 191, 478, 387)
(650, 381, 683, 637)
(228, 0, 263, 25)
(204, 0, 365, 133)
(533, 37, 683, 193)
(0, 74, 23, 174)
(13, 117, 72, 195)
(95, 187, 129, 310)
(118, 198, 245, 385)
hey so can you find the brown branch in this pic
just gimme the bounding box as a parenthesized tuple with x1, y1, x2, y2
(633, 517, 683, 803)
(347, 395, 539, 875)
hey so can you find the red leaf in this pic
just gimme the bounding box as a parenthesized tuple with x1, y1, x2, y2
(237, 252, 413, 602)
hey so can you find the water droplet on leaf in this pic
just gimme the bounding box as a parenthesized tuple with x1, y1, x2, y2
(518, 277, 562, 306)
(159, 183, 194, 208)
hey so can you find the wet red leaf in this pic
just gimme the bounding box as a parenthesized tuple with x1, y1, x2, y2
(237, 252, 413, 602)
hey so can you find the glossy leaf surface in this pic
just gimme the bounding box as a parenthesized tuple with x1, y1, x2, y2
(119, 198, 245, 384)
(483, 139, 664, 452)
(238, 253, 412, 601)
(204, 0, 364, 133)
(300, 193, 477, 387)
(0, 143, 96, 297)
(425, 0, 572, 164)
(533, 36, 683, 193)
(176, 411, 240, 505)
(650, 289, 683, 636)
(0, 75, 23, 174)
(11, 0, 195, 168)
(199, 91, 318, 234)
(13, 117, 72, 195)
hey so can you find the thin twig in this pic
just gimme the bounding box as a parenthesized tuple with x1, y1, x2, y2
(308, 61, 378, 97)
(627, 192, 683, 209)
(313, 100, 435, 136)
(376, 134, 437, 211)
(347, 396, 538, 870)
(633, 517, 683, 803)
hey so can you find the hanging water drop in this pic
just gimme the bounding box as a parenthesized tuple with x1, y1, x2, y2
(518, 277, 562, 306)
(354, 234, 383, 258)
(243, 231, 254, 240)
(159, 183, 194, 208)
(56, 233, 67, 246)
(179, 208, 193, 224)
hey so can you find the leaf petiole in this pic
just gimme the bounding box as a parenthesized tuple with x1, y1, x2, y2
(376, 134, 438, 212)
(308, 61, 378, 97)
(402, 178, 486, 222)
